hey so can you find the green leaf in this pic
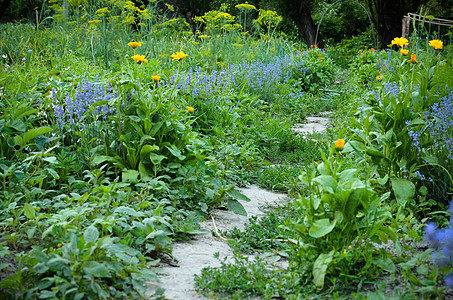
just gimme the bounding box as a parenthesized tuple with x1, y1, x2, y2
(24, 203, 36, 219)
(149, 153, 166, 165)
(84, 226, 99, 244)
(365, 147, 385, 158)
(122, 169, 139, 183)
(390, 177, 415, 206)
(46, 168, 60, 180)
(115, 206, 145, 217)
(166, 145, 186, 160)
(22, 127, 52, 146)
(83, 261, 111, 278)
(313, 250, 334, 288)
(309, 218, 336, 238)
(140, 144, 159, 160)
(312, 175, 336, 193)
(27, 227, 37, 239)
(227, 199, 247, 216)
(226, 190, 251, 202)
(42, 157, 58, 164)
(47, 257, 69, 270)
(373, 256, 396, 273)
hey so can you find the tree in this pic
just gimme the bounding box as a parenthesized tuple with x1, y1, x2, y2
(259, 0, 324, 47)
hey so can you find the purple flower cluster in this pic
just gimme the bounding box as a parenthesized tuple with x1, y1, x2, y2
(169, 54, 309, 102)
(425, 201, 453, 287)
(405, 120, 422, 153)
(53, 79, 116, 130)
(384, 81, 400, 99)
(426, 89, 453, 161)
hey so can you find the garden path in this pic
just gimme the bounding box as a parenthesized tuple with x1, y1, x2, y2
(292, 111, 331, 135)
(147, 185, 288, 299)
(147, 115, 331, 299)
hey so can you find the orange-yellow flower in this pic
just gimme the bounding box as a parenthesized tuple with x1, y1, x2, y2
(131, 54, 148, 63)
(152, 75, 161, 82)
(429, 39, 443, 50)
(391, 37, 409, 48)
(334, 139, 346, 151)
(408, 54, 417, 63)
(400, 49, 409, 55)
(376, 75, 383, 80)
(128, 41, 142, 48)
(171, 51, 188, 61)
(171, 107, 176, 111)
(187, 106, 194, 112)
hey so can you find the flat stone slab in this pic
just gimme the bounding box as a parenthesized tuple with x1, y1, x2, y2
(292, 116, 330, 135)
(147, 185, 288, 299)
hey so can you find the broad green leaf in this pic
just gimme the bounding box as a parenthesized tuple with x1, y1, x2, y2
(84, 226, 99, 244)
(309, 218, 336, 238)
(83, 261, 111, 278)
(227, 199, 247, 216)
(390, 177, 415, 206)
(27, 227, 37, 239)
(377, 174, 389, 185)
(47, 257, 69, 270)
(149, 153, 166, 165)
(338, 169, 357, 181)
(74, 293, 85, 300)
(10, 119, 27, 132)
(122, 169, 139, 183)
(23, 127, 52, 145)
(226, 190, 251, 202)
(140, 144, 159, 160)
(38, 290, 55, 299)
(46, 168, 60, 179)
(23, 203, 36, 219)
(92, 155, 116, 165)
(313, 250, 334, 288)
(312, 175, 336, 193)
(373, 256, 396, 273)
(166, 145, 186, 160)
(115, 206, 145, 217)
(365, 148, 385, 158)
(42, 156, 58, 164)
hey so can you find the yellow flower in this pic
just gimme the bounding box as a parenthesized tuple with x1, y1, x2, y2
(400, 49, 409, 55)
(171, 51, 188, 61)
(376, 75, 383, 80)
(187, 106, 195, 112)
(391, 37, 409, 48)
(131, 54, 148, 63)
(128, 41, 142, 48)
(429, 39, 443, 50)
(198, 35, 211, 38)
(408, 54, 417, 63)
(88, 19, 102, 24)
(235, 2, 257, 11)
(152, 75, 161, 82)
(334, 139, 345, 151)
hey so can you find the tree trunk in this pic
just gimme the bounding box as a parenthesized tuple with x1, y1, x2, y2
(286, 0, 324, 48)
(0, 0, 12, 21)
(379, 0, 404, 47)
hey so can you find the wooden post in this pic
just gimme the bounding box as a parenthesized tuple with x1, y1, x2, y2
(62, 0, 68, 17)
(402, 15, 410, 38)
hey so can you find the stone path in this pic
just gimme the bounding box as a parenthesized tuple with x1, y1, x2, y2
(292, 112, 332, 135)
(147, 185, 287, 299)
(147, 114, 331, 299)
